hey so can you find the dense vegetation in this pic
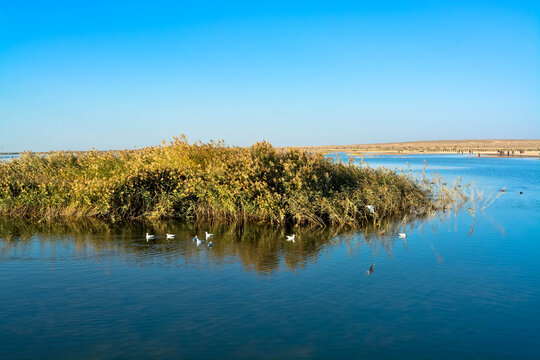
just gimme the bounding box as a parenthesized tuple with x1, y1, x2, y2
(0, 137, 443, 227)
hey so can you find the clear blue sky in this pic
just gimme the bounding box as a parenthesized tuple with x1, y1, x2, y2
(1, 0, 538, 152)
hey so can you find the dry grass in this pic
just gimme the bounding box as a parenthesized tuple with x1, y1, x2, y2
(0, 136, 457, 227)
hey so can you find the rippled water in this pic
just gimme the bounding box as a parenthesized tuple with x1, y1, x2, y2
(1, 155, 539, 359)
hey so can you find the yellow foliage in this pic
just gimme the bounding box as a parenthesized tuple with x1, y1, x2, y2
(0, 136, 442, 227)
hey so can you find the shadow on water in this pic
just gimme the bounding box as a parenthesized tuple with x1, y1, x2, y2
(0, 216, 436, 275)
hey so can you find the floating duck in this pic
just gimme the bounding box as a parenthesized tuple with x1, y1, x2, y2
(286, 234, 295, 242)
(207, 241, 213, 248)
(166, 233, 175, 239)
(146, 233, 155, 241)
(192, 235, 199, 242)
(205, 231, 214, 240)
(366, 264, 374, 275)
(398, 233, 406, 239)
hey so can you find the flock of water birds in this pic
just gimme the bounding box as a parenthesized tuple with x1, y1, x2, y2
(145, 231, 215, 246)
(144, 231, 298, 248)
(145, 226, 406, 275)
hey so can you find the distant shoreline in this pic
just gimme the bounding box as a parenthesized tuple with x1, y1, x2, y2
(291, 139, 540, 158)
(342, 151, 539, 158)
(6, 151, 539, 159)
(3, 139, 540, 158)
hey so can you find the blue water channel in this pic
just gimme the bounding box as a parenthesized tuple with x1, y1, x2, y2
(1, 154, 539, 359)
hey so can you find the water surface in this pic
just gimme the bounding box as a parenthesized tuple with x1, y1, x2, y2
(1, 155, 539, 359)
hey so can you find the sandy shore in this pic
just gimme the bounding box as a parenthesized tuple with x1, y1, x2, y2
(340, 150, 540, 158)
(293, 139, 540, 158)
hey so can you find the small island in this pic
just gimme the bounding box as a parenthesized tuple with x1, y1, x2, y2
(0, 136, 450, 226)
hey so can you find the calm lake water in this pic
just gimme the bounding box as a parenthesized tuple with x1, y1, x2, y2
(1, 155, 539, 359)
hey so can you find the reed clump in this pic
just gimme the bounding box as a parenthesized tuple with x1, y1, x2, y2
(0, 136, 446, 227)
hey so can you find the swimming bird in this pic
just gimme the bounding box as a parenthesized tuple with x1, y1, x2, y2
(366, 205, 375, 214)
(192, 235, 199, 242)
(366, 264, 374, 275)
(146, 233, 155, 241)
(207, 241, 213, 248)
(286, 234, 295, 242)
(166, 233, 175, 239)
(205, 231, 214, 240)
(398, 233, 406, 239)
(196, 237, 203, 246)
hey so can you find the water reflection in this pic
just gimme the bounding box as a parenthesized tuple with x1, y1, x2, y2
(1, 155, 536, 360)
(0, 217, 427, 275)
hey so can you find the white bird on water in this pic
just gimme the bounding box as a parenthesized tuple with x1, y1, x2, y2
(146, 233, 155, 241)
(398, 233, 406, 239)
(205, 231, 214, 240)
(192, 235, 199, 242)
(196, 237, 203, 246)
(166, 233, 175, 239)
(286, 234, 295, 243)
(207, 241, 213, 248)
